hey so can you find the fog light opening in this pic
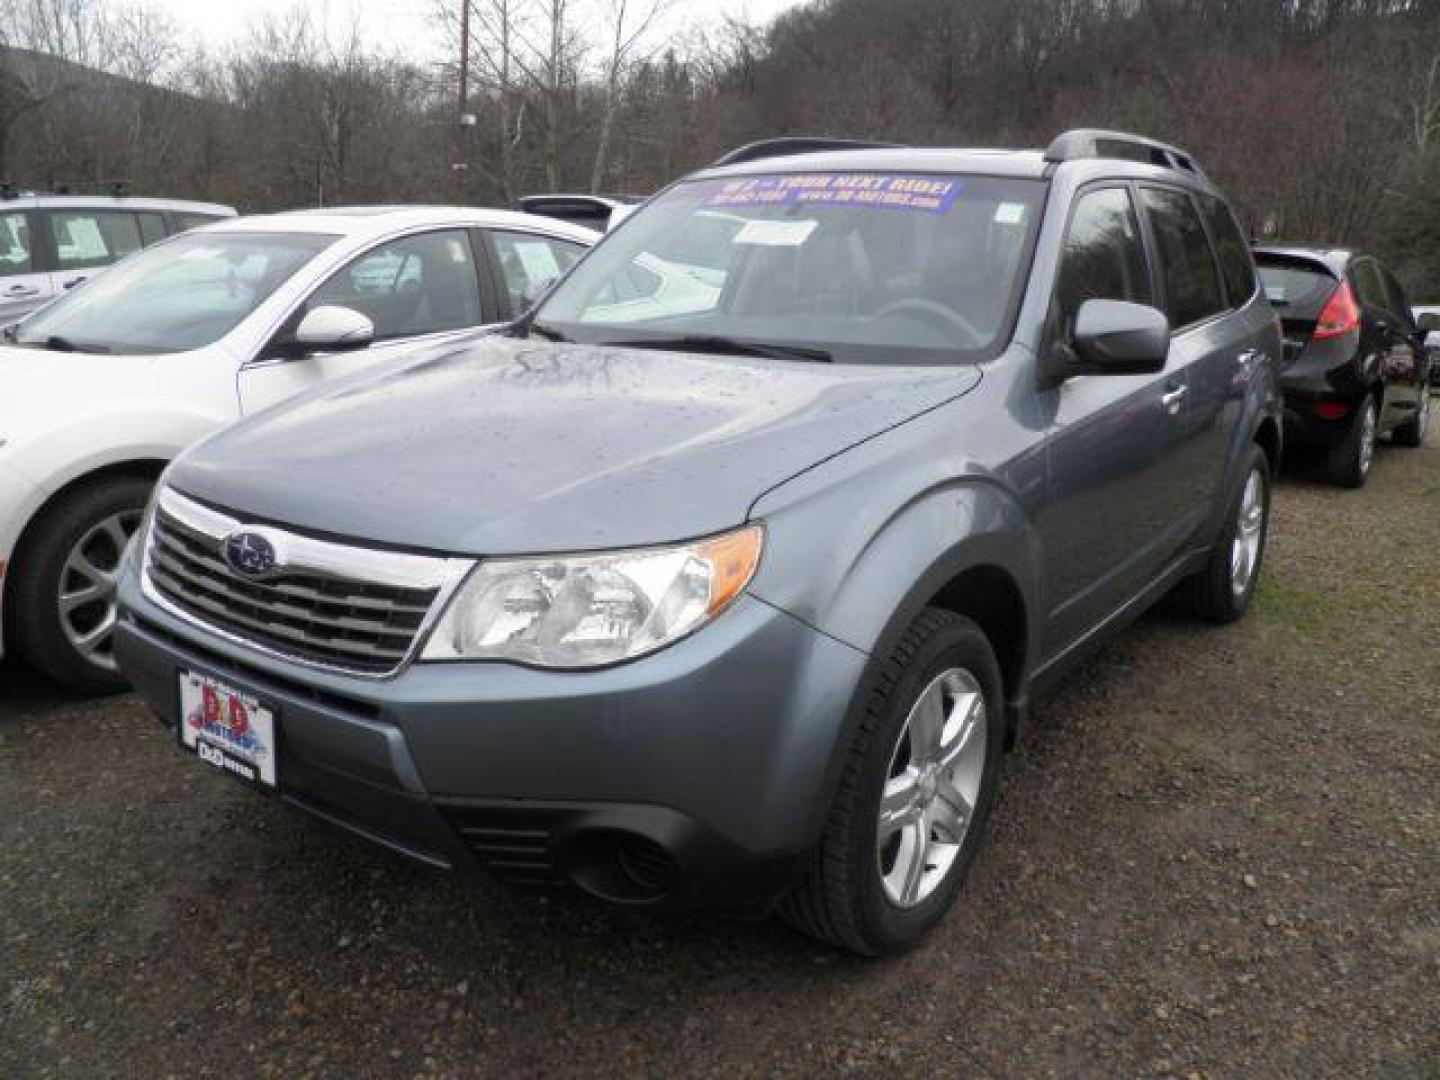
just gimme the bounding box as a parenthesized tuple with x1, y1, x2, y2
(564, 830, 678, 904)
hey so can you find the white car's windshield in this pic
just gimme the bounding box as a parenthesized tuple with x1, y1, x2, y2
(530, 172, 1045, 364)
(15, 231, 337, 355)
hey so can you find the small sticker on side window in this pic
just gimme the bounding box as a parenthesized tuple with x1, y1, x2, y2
(994, 202, 1026, 225)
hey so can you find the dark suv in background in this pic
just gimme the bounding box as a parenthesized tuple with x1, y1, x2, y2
(115, 131, 1281, 955)
(1254, 246, 1432, 486)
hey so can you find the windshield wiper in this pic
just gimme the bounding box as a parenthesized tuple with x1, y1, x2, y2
(15, 335, 112, 354)
(606, 335, 832, 363)
(527, 322, 572, 343)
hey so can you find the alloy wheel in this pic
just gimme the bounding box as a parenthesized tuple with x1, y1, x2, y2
(876, 667, 987, 908)
(1230, 467, 1265, 597)
(57, 509, 142, 672)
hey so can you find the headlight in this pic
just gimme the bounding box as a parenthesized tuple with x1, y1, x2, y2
(420, 524, 763, 668)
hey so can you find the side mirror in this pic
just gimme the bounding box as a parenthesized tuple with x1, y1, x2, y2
(1415, 312, 1440, 334)
(287, 305, 375, 356)
(1068, 299, 1171, 376)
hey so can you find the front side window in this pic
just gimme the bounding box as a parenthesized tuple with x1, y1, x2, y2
(1199, 195, 1257, 307)
(1141, 188, 1225, 329)
(308, 229, 481, 340)
(490, 230, 585, 312)
(0, 211, 33, 277)
(51, 210, 143, 271)
(1052, 186, 1153, 340)
(15, 231, 335, 354)
(530, 172, 1046, 364)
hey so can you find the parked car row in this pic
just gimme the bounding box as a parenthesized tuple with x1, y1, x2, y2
(0, 205, 596, 692)
(0, 130, 1430, 956)
(0, 187, 235, 323)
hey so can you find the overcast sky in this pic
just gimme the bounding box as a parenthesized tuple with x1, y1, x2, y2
(144, 0, 808, 61)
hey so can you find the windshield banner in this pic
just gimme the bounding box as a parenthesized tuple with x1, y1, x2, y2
(706, 174, 964, 214)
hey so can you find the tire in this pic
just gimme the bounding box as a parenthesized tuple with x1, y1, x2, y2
(1173, 444, 1270, 624)
(1326, 394, 1377, 487)
(1392, 388, 1430, 448)
(778, 608, 1006, 955)
(9, 476, 152, 694)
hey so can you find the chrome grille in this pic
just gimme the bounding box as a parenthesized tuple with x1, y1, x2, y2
(142, 489, 470, 676)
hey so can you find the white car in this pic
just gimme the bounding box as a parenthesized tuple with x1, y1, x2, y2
(0, 205, 596, 691)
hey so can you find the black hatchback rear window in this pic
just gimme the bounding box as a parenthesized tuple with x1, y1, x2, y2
(1256, 258, 1336, 321)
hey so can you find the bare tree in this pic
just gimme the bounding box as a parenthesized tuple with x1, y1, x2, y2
(589, 0, 671, 193)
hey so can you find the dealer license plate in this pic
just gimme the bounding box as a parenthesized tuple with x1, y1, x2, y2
(178, 670, 278, 791)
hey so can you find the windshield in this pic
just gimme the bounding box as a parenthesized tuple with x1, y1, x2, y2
(16, 230, 337, 354)
(530, 172, 1045, 363)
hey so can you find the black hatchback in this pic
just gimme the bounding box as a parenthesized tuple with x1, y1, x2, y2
(1254, 246, 1432, 486)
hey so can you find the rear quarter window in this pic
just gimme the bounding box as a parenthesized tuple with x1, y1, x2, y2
(1200, 195, 1256, 307)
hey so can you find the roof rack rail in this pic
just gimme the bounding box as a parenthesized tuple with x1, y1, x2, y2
(6, 179, 133, 198)
(1044, 129, 1204, 179)
(710, 136, 906, 168)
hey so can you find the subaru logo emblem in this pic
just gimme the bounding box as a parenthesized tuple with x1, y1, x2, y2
(223, 530, 279, 578)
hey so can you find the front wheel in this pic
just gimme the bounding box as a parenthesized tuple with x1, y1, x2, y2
(1174, 444, 1270, 624)
(9, 476, 151, 694)
(778, 609, 1005, 955)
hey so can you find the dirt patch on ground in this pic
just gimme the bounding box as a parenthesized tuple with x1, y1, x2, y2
(2, 436, 1437, 1078)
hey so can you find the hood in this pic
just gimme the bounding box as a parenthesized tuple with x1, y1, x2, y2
(0, 346, 160, 443)
(170, 335, 980, 554)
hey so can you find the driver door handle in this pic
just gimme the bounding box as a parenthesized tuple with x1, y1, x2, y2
(4, 284, 38, 297)
(1161, 383, 1188, 415)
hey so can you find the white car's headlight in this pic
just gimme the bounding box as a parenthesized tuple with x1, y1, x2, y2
(421, 525, 763, 668)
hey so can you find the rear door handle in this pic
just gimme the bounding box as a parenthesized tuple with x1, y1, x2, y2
(62, 276, 86, 289)
(4, 284, 38, 297)
(1161, 384, 1188, 415)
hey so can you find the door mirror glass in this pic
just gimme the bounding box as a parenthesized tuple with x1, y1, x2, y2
(290, 305, 375, 354)
(1416, 312, 1440, 334)
(1072, 299, 1170, 375)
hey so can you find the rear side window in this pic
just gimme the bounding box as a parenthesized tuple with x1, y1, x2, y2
(1199, 195, 1256, 307)
(51, 210, 143, 271)
(1255, 258, 1337, 321)
(172, 212, 223, 232)
(137, 212, 168, 246)
(1141, 188, 1225, 328)
(490, 230, 586, 313)
(1378, 265, 1413, 326)
(0, 211, 33, 277)
(1053, 186, 1152, 339)
(1349, 260, 1388, 313)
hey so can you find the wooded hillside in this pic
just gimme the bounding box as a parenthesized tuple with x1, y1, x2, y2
(1, 0, 1435, 291)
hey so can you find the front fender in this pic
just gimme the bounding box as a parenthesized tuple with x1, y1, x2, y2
(745, 411, 1043, 844)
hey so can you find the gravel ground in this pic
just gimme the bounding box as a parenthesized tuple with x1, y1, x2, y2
(2, 435, 1437, 1079)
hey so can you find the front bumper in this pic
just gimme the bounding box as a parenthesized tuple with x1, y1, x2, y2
(0, 460, 41, 660)
(115, 559, 867, 913)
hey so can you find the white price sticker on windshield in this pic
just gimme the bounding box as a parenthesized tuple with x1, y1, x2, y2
(994, 203, 1026, 225)
(733, 219, 818, 247)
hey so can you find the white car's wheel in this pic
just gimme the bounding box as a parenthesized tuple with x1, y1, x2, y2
(10, 476, 151, 694)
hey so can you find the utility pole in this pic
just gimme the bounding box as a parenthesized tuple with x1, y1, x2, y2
(454, 0, 475, 200)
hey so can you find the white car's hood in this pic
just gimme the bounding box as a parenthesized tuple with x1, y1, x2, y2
(0, 346, 162, 442)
